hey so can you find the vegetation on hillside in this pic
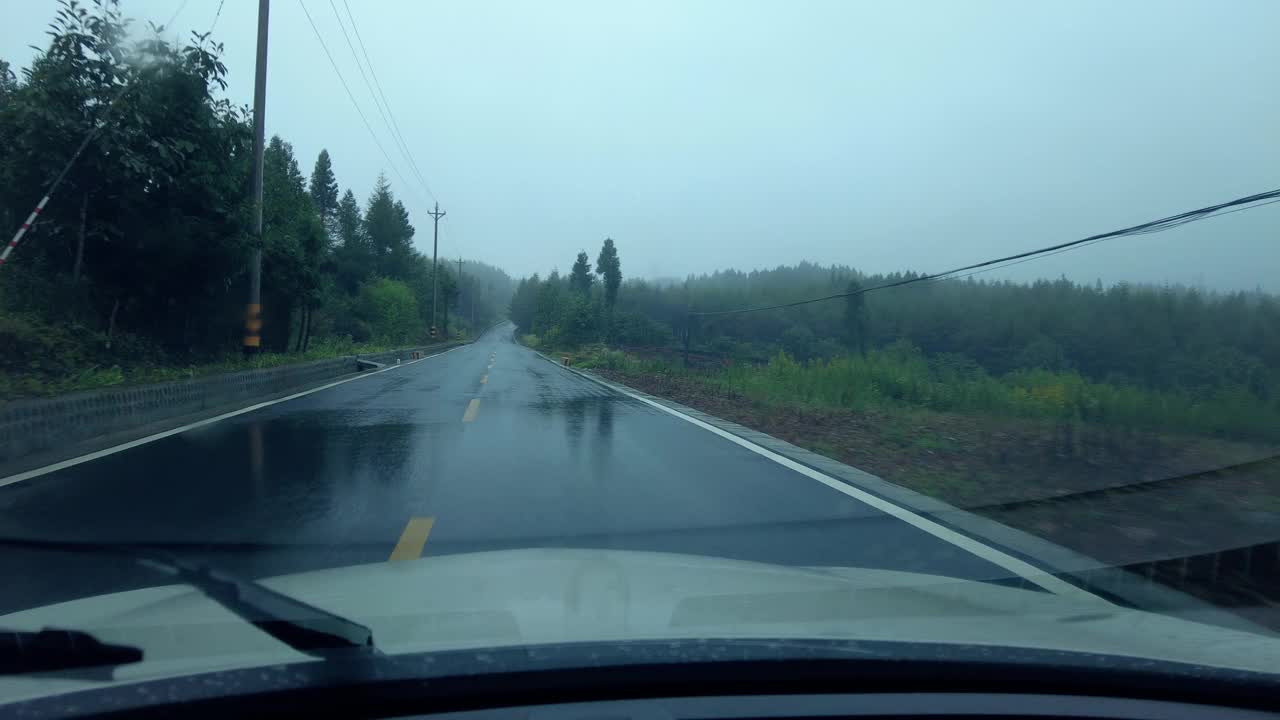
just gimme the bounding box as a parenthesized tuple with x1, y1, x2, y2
(578, 346, 1279, 443)
(513, 256, 1279, 443)
(0, 1, 514, 398)
(509, 238, 674, 349)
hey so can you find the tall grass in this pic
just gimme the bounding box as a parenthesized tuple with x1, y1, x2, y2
(586, 345, 1280, 443)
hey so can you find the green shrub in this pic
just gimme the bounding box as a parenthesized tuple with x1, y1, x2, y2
(613, 312, 672, 346)
(0, 313, 95, 377)
(357, 278, 422, 344)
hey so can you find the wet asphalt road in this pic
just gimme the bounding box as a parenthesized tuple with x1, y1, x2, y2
(0, 323, 1013, 613)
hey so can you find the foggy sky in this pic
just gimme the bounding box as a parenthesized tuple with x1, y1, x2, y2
(4, 0, 1278, 290)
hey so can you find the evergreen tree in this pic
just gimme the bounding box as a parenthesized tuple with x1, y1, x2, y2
(261, 135, 325, 351)
(336, 189, 363, 249)
(595, 237, 622, 309)
(569, 251, 594, 295)
(308, 149, 339, 237)
(363, 174, 416, 279)
(332, 188, 370, 294)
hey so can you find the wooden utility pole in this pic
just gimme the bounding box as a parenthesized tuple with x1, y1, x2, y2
(244, 0, 269, 355)
(427, 202, 446, 336)
(683, 313, 693, 367)
(456, 256, 464, 329)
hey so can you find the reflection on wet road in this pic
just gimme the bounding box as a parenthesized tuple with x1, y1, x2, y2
(1, 323, 1013, 613)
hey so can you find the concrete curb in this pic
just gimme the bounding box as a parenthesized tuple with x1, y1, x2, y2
(527, 347, 1266, 633)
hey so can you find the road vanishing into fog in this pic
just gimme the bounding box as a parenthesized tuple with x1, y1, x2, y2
(1, 322, 1034, 613)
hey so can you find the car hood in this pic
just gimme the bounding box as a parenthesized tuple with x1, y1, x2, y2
(2, 548, 1278, 704)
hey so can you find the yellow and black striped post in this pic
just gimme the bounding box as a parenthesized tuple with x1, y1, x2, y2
(243, 302, 262, 352)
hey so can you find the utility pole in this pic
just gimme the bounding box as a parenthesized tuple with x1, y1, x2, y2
(243, 0, 270, 355)
(683, 313, 692, 367)
(427, 202, 446, 336)
(456, 256, 464, 330)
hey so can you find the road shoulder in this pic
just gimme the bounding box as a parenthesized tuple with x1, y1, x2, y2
(525, 346, 1265, 633)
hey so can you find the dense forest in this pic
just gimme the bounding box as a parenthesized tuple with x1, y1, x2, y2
(508, 238, 636, 348)
(0, 1, 512, 396)
(514, 260, 1278, 399)
(512, 258, 1280, 440)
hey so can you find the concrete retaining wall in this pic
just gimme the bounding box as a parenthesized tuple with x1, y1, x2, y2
(0, 342, 460, 471)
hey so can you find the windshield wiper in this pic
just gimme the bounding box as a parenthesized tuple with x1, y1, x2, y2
(0, 537, 376, 659)
(0, 628, 142, 675)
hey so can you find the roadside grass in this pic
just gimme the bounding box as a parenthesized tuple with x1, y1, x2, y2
(566, 345, 1280, 444)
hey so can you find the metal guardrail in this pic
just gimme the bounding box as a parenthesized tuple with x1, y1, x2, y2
(0, 339, 467, 475)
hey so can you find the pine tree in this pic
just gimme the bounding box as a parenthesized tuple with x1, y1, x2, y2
(364, 174, 416, 279)
(336, 189, 362, 249)
(333, 188, 369, 294)
(595, 237, 622, 309)
(570, 251, 594, 295)
(308, 149, 339, 237)
(262, 135, 324, 351)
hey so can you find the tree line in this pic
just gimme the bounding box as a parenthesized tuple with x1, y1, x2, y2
(508, 238, 665, 348)
(0, 0, 513, 385)
(514, 256, 1279, 411)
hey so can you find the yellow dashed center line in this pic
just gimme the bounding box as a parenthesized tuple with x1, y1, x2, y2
(388, 517, 435, 561)
(462, 398, 481, 422)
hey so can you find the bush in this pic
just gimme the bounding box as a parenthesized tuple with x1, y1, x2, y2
(0, 313, 99, 384)
(356, 278, 422, 344)
(560, 296, 597, 347)
(541, 326, 563, 349)
(781, 325, 816, 360)
(613, 311, 672, 347)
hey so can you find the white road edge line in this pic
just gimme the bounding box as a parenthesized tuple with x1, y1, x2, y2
(546, 356, 1099, 601)
(0, 344, 469, 489)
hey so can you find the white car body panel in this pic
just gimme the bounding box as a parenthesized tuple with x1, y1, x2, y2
(2, 549, 1277, 704)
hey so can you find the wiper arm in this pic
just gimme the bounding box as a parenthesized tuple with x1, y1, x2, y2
(0, 537, 376, 659)
(0, 628, 142, 675)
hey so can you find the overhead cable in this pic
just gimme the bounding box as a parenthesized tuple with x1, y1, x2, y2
(690, 188, 1280, 317)
(297, 0, 428, 208)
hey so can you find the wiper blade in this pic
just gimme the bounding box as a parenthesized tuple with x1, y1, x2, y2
(0, 537, 376, 659)
(0, 628, 142, 675)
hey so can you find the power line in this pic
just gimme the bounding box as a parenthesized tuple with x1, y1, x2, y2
(208, 0, 226, 33)
(942, 197, 1280, 285)
(326, 0, 436, 205)
(168, 0, 193, 30)
(340, 0, 437, 202)
(296, 0, 426, 208)
(690, 188, 1280, 317)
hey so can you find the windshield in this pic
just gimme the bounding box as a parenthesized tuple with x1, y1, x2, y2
(0, 0, 1278, 701)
